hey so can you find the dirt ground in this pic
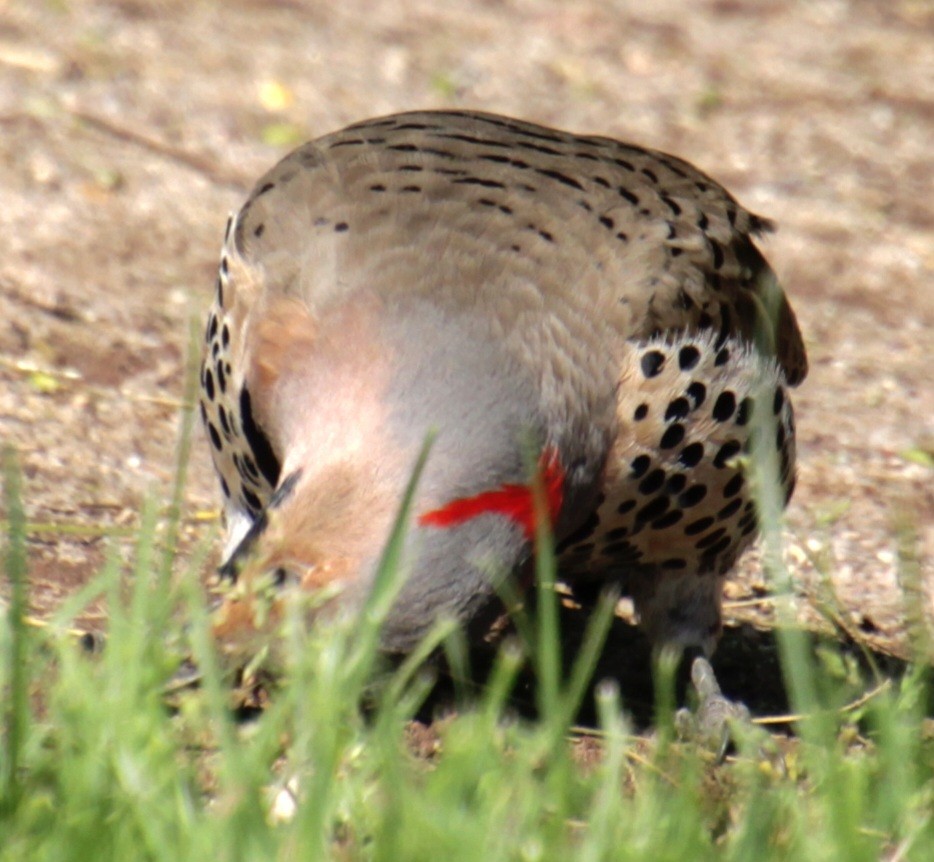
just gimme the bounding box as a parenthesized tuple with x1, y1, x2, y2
(1, 0, 932, 686)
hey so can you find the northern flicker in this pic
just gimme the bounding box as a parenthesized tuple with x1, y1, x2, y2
(199, 110, 806, 718)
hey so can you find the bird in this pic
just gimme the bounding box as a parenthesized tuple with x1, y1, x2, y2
(198, 109, 807, 725)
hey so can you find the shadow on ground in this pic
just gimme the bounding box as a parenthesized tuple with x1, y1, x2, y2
(415, 603, 921, 732)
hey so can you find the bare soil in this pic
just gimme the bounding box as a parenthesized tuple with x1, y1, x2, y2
(1, 0, 932, 708)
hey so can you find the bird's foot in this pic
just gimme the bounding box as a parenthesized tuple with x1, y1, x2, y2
(675, 655, 753, 761)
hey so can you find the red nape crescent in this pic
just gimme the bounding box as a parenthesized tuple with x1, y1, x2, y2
(418, 449, 565, 542)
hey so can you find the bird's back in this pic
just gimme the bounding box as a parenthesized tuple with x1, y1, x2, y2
(200, 111, 808, 653)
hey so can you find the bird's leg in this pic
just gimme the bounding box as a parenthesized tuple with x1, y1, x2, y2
(674, 647, 752, 760)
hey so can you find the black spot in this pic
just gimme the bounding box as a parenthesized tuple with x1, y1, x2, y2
(203, 368, 215, 401)
(370, 184, 387, 192)
(452, 176, 507, 189)
(784, 474, 797, 504)
(599, 215, 615, 230)
(666, 473, 687, 494)
(636, 495, 670, 522)
(256, 181, 275, 197)
(207, 313, 218, 342)
(208, 423, 221, 451)
(695, 527, 727, 549)
(664, 398, 691, 422)
(630, 455, 651, 478)
(216, 361, 226, 394)
(723, 474, 744, 498)
(776, 425, 787, 452)
(685, 382, 707, 409)
(715, 346, 730, 367)
(661, 159, 689, 179)
(232, 452, 248, 483)
(242, 487, 262, 512)
(617, 499, 637, 515)
(714, 440, 742, 468)
(638, 469, 666, 495)
(684, 516, 714, 536)
(634, 403, 649, 421)
(660, 194, 681, 215)
(239, 386, 281, 487)
(712, 391, 737, 422)
(603, 527, 629, 542)
(660, 424, 685, 449)
(222, 323, 230, 348)
(702, 535, 733, 557)
(220, 476, 230, 498)
(661, 558, 687, 570)
(641, 350, 666, 378)
(652, 509, 683, 529)
(716, 305, 732, 348)
(334, 222, 349, 232)
(199, 401, 207, 425)
(678, 484, 707, 508)
(678, 443, 705, 468)
(678, 345, 700, 370)
(602, 540, 643, 561)
(697, 212, 709, 230)
(641, 168, 658, 184)
(711, 240, 724, 270)
(242, 453, 260, 480)
(534, 168, 584, 190)
(401, 185, 422, 193)
(736, 397, 753, 426)
(618, 186, 639, 206)
(773, 387, 785, 415)
(218, 405, 230, 436)
(717, 498, 743, 520)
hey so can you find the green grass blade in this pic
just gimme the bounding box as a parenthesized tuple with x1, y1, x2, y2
(1, 448, 29, 816)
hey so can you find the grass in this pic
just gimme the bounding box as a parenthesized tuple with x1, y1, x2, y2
(1, 385, 933, 860)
